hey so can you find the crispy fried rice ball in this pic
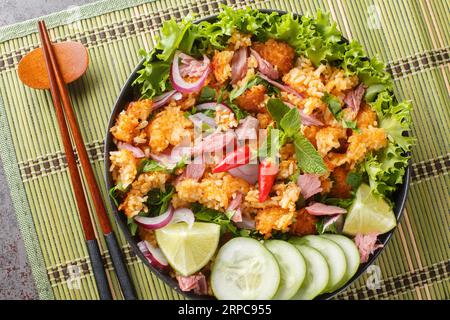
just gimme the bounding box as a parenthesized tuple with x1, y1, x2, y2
(175, 173, 250, 211)
(329, 166, 352, 198)
(212, 50, 234, 84)
(109, 149, 138, 189)
(252, 39, 295, 75)
(291, 208, 318, 236)
(256, 207, 296, 238)
(119, 172, 170, 218)
(234, 84, 267, 112)
(110, 99, 154, 143)
(146, 106, 193, 153)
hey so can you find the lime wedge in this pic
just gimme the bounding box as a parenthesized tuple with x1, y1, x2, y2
(343, 183, 396, 236)
(155, 222, 220, 276)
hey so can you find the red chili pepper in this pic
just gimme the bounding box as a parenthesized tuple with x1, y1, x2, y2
(212, 145, 251, 173)
(258, 158, 279, 202)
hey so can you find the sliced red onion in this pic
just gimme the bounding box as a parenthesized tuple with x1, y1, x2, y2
(134, 205, 174, 229)
(297, 174, 323, 199)
(258, 72, 304, 99)
(170, 51, 211, 93)
(153, 90, 178, 109)
(344, 83, 366, 114)
(235, 116, 259, 141)
(228, 163, 258, 184)
(185, 155, 206, 181)
(117, 142, 145, 158)
(227, 192, 243, 223)
(179, 53, 209, 78)
(231, 47, 248, 84)
(170, 137, 193, 163)
(149, 152, 178, 169)
(283, 102, 324, 126)
(300, 111, 324, 126)
(170, 208, 195, 228)
(250, 48, 279, 80)
(235, 212, 256, 230)
(196, 102, 231, 112)
(305, 202, 347, 216)
(137, 240, 168, 269)
(189, 113, 217, 129)
(173, 92, 183, 101)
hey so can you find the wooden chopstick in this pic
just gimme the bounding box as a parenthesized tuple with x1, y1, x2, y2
(38, 21, 136, 300)
(37, 22, 113, 301)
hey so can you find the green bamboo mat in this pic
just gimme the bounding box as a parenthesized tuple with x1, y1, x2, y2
(0, 0, 448, 300)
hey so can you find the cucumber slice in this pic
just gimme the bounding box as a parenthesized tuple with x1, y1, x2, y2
(265, 240, 306, 300)
(321, 234, 360, 290)
(289, 243, 329, 300)
(211, 237, 280, 300)
(292, 235, 347, 293)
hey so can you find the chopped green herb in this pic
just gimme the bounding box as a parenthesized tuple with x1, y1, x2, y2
(202, 109, 216, 118)
(198, 86, 217, 103)
(146, 185, 175, 216)
(127, 212, 145, 236)
(322, 197, 354, 209)
(229, 76, 263, 101)
(227, 101, 248, 121)
(139, 158, 186, 174)
(342, 119, 358, 130)
(346, 172, 363, 191)
(109, 184, 128, 207)
(322, 92, 342, 119)
(191, 203, 239, 236)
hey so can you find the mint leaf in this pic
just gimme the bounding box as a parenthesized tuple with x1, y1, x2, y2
(293, 133, 327, 174)
(267, 98, 290, 124)
(322, 92, 342, 119)
(280, 107, 301, 137)
(198, 86, 216, 103)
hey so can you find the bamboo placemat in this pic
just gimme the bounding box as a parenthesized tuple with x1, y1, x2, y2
(0, 0, 448, 300)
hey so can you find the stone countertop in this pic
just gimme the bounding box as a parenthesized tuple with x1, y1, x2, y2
(0, 0, 97, 300)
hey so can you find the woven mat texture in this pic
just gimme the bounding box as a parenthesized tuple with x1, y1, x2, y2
(0, 0, 448, 300)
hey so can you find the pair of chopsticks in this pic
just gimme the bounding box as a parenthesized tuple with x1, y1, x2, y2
(37, 21, 136, 300)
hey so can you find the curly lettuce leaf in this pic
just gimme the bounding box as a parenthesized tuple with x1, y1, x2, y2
(362, 92, 413, 198)
(341, 41, 392, 90)
(364, 143, 409, 197)
(132, 49, 171, 99)
(371, 91, 414, 151)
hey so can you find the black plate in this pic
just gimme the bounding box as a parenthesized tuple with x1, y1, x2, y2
(104, 9, 411, 300)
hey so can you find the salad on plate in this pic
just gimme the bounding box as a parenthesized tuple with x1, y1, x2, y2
(108, 6, 412, 300)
